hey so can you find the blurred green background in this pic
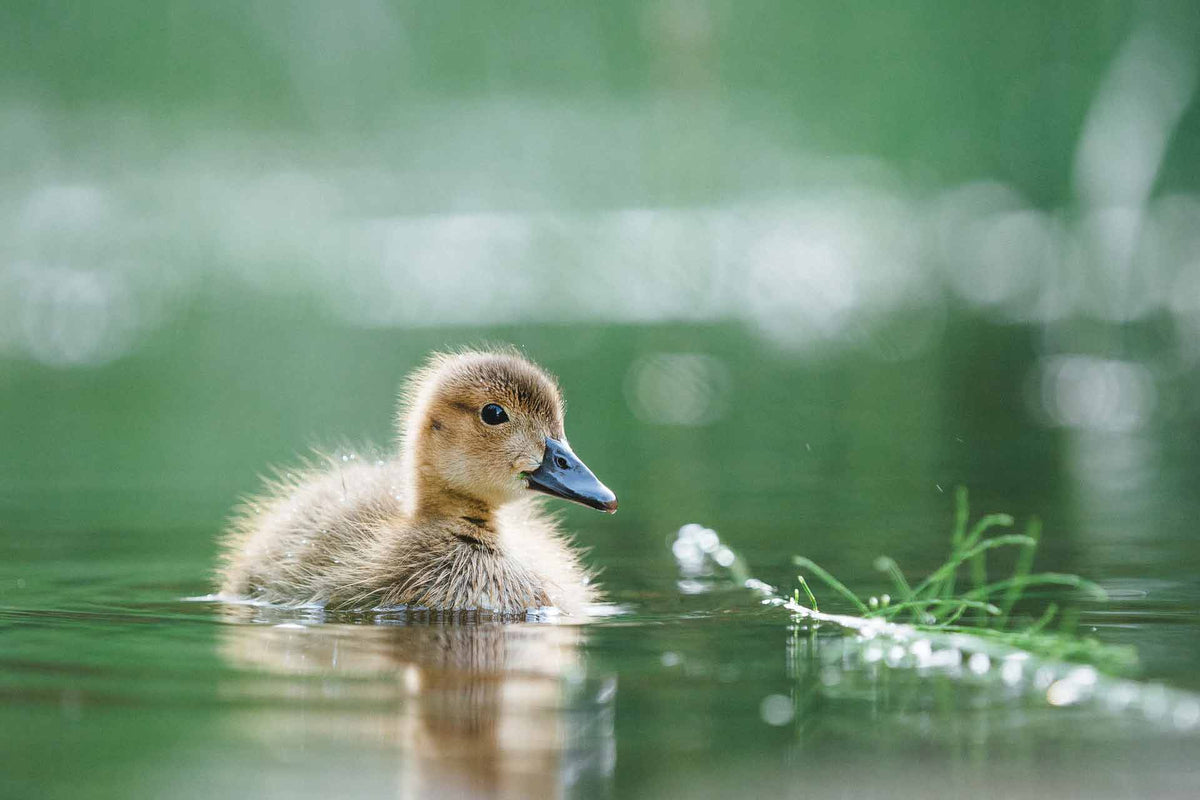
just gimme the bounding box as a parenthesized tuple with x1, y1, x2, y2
(4, 3, 1200, 799)
(3, 0, 1200, 572)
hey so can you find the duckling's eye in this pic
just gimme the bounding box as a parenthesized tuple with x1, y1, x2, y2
(480, 403, 509, 425)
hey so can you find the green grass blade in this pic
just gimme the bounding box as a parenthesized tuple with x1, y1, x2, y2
(873, 556, 914, 604)
(1000, 517, 1041, 627)
(910, 534, 1037, 599)
(969, 555, 987, 623)
(964, 513, 1013, 622)
(951, 485, 969, 550)
(961, 513, 1015, 551)
(876, 598, 1000, 620)
(935, 603, 970, 627)
(781, 491, 1121, 674)
(960, 572, 1108, 602)
(968, 546, 988, 624)
(792, 556, 870, 614)
(797, 574, 819, 613)
(1023, 602, 1058, 634)
(941, 486, 971, 598)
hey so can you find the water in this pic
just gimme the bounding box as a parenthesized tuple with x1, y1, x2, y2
(5, 3, 1200, 796)
(3, 306, 1200, 799)
(2, 521, 1198, 799)
(3, 320, 1200, 799)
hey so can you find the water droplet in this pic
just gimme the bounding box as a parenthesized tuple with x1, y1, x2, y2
(968, 653, 991, 675)
(1173, 700, 1200, 730)
(1143, 685, 1170, 721)
(1105, 684, 1137, 712)
(1068, 666, 1098, 686)
(1047, 679, 1082, 707)
(672, 538, 698, 561)
(759, 694, 794, 726)
(595, 678, 617, 704)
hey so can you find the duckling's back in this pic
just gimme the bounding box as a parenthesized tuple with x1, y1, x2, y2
(218, 453, 406, 605)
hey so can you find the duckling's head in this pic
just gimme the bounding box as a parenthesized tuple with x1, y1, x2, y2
(399, 349, 618, 514)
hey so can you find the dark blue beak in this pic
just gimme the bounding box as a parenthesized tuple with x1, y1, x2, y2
(525, 438, 618, 513)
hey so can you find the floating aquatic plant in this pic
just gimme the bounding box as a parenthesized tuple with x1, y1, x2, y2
(672, 508, 1195, 724)
(789, 487, 1137, 675)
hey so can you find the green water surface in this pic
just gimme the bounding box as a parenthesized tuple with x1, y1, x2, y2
(3, 320, 1200, 799)
(4, 2, 1200, 797)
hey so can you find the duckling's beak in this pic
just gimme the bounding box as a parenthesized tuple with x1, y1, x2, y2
(524, 438, 618, 513)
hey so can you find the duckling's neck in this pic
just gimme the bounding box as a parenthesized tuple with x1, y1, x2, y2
(411, 476, 498, 540)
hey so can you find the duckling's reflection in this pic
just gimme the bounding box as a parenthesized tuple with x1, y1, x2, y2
(217, 606, 616, 799)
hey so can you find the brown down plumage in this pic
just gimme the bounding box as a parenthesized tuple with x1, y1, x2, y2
(216, 348, 616, 615)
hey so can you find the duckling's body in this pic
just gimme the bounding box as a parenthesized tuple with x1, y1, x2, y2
(217, 350, 617, 615)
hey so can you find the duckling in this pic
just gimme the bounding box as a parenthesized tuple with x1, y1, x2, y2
(217, 348, 617, 615)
